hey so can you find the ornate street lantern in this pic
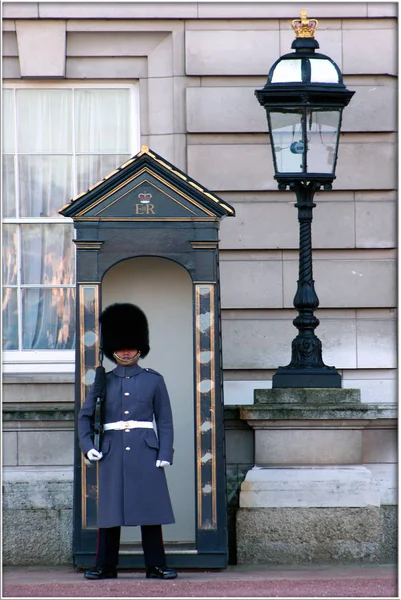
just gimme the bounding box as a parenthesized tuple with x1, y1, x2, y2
(255, 10, 355, 388)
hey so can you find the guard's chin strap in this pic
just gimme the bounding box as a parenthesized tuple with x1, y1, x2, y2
(113, 351, 141, 366)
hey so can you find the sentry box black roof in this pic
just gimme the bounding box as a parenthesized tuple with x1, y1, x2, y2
(59, 145, 235, 222)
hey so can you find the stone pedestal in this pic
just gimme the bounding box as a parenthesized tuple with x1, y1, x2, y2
(236, 388, 397, 564)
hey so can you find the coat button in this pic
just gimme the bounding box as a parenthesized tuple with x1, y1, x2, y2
(125, 376, 130, 379)
(124, 392, 130, 396)
(124, 411, 129, 415)
(125, 447, 131, 451)
(125, 429, 130, 433)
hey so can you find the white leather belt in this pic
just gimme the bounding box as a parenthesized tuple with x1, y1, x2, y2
(103, 420, 154, 431)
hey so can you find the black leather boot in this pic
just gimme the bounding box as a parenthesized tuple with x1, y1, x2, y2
(84, 566, 118, 579)
(146, 565, 177, 579)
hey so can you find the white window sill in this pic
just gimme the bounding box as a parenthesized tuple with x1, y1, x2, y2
(2, 351, 76, 374)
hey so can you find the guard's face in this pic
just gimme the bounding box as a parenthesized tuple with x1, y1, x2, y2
(113, 349, 140, 365)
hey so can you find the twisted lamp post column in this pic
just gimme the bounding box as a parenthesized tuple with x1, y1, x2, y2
(291, 181, 321, 365)
(272, 181, 341, 388)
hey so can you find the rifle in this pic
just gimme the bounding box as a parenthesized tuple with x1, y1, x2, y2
(93, 348, 106, 452)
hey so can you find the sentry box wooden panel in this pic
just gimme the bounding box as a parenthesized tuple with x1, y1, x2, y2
(60, 146, 235, 569)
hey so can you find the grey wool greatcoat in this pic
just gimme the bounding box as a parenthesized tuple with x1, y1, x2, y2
(78, 363, 175, 528)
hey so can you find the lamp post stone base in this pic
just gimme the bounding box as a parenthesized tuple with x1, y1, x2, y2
(272, 368, 342, 388)
(235, 387, 397, 564)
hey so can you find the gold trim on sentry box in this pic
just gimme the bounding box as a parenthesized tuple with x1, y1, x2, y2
(68, 145, 234, 215)
(75, 167, 215, 218)
(73, 217, 220, 222)
(79, 284, 100, 529)
(195, 283, 217, 529)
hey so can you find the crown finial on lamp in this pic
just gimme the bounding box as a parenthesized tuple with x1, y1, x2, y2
(291, 9, 318, 38)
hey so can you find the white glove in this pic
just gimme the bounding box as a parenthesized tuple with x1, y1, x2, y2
(87, 448, 103, 461)
(156, 460, 170, 468)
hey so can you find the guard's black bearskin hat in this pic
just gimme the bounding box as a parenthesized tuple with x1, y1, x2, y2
(100, 303, 150, 362)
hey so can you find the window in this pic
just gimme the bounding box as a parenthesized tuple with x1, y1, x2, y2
(2, 82, 140, 372)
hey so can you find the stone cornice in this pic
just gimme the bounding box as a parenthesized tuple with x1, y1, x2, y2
(3, 403, 74, 421)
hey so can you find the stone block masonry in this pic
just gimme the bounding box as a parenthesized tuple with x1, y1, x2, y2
(237, 506, 384, 564)
(3, 467, 73, 565)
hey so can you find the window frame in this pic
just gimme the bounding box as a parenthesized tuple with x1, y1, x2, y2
(2, 80, 140, 373)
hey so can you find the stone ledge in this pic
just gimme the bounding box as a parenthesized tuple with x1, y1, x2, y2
(239, 466, 381, 508)
(224, 406, 254, 430)
(224, 406, 241, 420)
(3, 478, 73, 510)
(5, 3, 395, 20)
(3, 466, 74, 482)
(3, 373, 75, 384)
(3, 403, 74, 421)
(240, 404, 397, 422)
(243, 418, 396, 430)
(254, 388, 361, 404)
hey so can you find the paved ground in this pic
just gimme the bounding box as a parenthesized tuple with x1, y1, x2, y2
(2, 563, 398, 598)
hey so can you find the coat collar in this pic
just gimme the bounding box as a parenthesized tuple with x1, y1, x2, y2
(112, 363, 143, 378)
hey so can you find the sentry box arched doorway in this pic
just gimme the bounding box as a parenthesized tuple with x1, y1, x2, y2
(59, 146, 235, 569)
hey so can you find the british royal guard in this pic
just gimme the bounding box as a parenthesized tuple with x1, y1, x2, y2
(78, 303, 177, 580)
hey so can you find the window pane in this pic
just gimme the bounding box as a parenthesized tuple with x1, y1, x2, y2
(2, 288, 18, 350)
(19, 155, 73, 217)
(2, 155, 16, 217)
(21, 224, 75, 285)
(22, 287, 75, 350)
(2, 224, 18, 285)
(75, 89, 131, 153)
(2, 89, 15, 153)
(76, 154, 129, 194)
(17, 89, 72, 153)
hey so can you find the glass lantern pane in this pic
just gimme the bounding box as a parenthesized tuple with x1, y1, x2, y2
(271, 59, 303, 83)
(309, 59, 340, 83)
(306, 110, 341, 174)
(269, 111, 304, 174)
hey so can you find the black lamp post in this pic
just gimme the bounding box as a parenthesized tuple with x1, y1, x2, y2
(255, 10, 355, 388)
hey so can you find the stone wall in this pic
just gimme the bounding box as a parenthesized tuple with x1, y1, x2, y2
(3, 0, 397, 401)
(3, 467, 73, 565)
(237, 505, 397, 564)
(3, 401, 74, 565)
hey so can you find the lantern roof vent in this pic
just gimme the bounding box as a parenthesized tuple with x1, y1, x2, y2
(268, 10, 342, 86)
(255, 10, 354, 109)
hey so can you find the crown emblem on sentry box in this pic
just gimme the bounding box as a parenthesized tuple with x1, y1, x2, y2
(138, 192, 152, 204)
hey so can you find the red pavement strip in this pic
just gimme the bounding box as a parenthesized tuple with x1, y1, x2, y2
(2, 565, 398, 598)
